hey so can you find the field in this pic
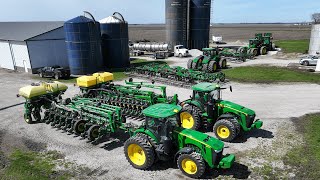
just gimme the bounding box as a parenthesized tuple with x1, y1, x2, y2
(129, 24, 311, 42)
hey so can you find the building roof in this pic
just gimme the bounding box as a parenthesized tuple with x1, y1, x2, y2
(0, 21, 64, 41)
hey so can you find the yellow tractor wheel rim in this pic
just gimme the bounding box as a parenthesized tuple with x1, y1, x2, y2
(213, 63, 217, 71)
(181, 158, 198, 175)
(217, 125, 230, 139)
(128, 144, 146, 166)
(180, 112, 194, 129)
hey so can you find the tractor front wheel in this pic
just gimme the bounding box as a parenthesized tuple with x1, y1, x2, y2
(260, 46, 267, 55)
(187, 59, 193, 69)
(180, 105, 202, 130)
(124, 136, 155, 170)
(213, 119, 237, 142)
(177, 152, 206, 179)
(208, 61, 218, 72)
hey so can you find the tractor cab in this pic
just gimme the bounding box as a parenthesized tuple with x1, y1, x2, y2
(142, 104, 182, 138)
(191, 82, 223, 104)
(202, 48, 219, 57)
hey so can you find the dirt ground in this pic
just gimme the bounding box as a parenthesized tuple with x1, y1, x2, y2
(129, 24, 311, 42)
(0, 52, 320, 179)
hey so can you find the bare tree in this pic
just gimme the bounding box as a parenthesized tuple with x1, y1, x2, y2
(312, 13, 320, 24)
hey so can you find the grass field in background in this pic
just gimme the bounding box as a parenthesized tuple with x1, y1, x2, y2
(275, 39, 309, 53)
(224, 66, 320, 84)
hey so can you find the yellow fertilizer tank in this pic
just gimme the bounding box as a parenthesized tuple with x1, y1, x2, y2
(45, 81, 68, 93)
(19, 85, 47, 99)
(92, 72, 114, 83)
(77, 76, 98, 88)
(19, 82, 68, 99)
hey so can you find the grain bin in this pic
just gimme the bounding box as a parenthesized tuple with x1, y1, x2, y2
(309, 24, 320, 55)
(100, 12, 130, 68)
(165, 0, 189, 49)
(64, 12, 103, 75)
(189, 0, 211, 49)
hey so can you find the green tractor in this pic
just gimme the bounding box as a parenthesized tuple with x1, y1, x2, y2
(179, 83, 263, 142)
(124, 103, 235, 178)
(239, 33, 274, 56)
(187, 48, 227, 73)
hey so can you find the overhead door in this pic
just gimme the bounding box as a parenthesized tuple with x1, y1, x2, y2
(0, 41, 14, 70)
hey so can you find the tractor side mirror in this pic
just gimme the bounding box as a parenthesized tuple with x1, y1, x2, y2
(230, 86, 233, 92)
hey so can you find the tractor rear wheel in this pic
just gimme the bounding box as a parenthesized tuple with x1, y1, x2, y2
(73, 120, 86, 134)
(187, 59, 193, 69)
(124, 136, 155, 170)
(180, 105, 202, 130)
(87, 125, 100, 141)
(213, 119, 237, 142)
(252, 48, 258, 56)
(177, 152, 205, 179)
(260, 46, 267, 55)
(208, 61, 218, 73)
(191, 61, 198, 69)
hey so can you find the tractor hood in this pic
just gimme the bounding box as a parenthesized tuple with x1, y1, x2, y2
(219, 100, 255, 116)
(174, 127, 224, 151)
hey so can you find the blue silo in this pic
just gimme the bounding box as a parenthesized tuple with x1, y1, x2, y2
(64, 13, 103, 75)
(100, 12, 130, 68)
(189, 0, 212, 49)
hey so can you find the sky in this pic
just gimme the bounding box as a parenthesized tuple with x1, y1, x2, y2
(0, 0, 319, 23)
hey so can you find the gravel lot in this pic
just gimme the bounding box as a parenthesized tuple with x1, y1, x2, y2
(0, 53, 319, 179)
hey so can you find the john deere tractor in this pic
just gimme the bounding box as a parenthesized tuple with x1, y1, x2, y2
(124, 103, 235, 178)
(239, 33, 274, 56)
(187, 48, 227, 73)
(179, 83, 263, 142)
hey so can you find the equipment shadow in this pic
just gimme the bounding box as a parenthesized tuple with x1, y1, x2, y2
(232, 128, 274, 143)
(204, 162, 251, 179)
(98, 131, 130, 151)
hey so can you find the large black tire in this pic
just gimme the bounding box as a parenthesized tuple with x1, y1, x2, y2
(221, 59, 227, 69)
(213, 119, 237, 142)
(180, 105, 202, 130)
(252, 48, 258, 56)
(303, 61, 309, 66)
(124, 136, 155, 170)
(187, 59, 193, 69)
(260, 46, 267, 55)
(208, 61, 218, 73)
(177, 152, 206, 179)
(87, 125, 100, 141)
(229, 118, 241, 136)
(191, 61, 198, 69)
(73, 120, 86, 134)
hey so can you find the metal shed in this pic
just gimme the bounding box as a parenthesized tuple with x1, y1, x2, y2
(0, 22, 68, 73)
